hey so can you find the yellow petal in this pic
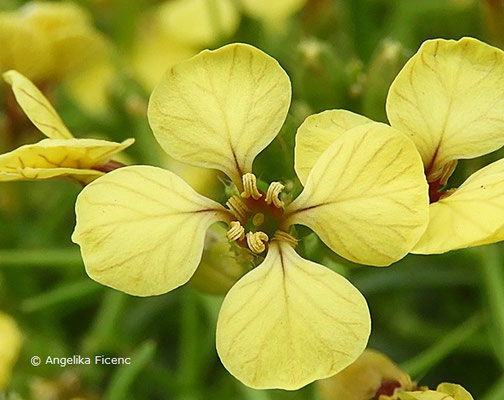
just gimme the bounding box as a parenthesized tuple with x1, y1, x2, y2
(436, 383, 474, 400)
(318, 349, 413, 400)
(285, 122, 429, 266)
(0, 311, 22, 390)
(398, 391, 454, 400)
(0, 167, 103, 185)
(413, 158, 504, 254)
(148, 43, 291, 187)
(0, 13, 51, 81)
(387, 37, 504, 180)
(72, 166, 231, 296)
(157, 0, 239, 46)
(0, 137, 134, 181)
(19, 1, 91, 31)
(294, 110, 372, 185)
(216, 240, 370, 390)
(3, 70, 73, 139)
(240, 0, 307, 22)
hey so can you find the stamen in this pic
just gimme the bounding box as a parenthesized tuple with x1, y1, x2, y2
(241, 173, 262, 200)
(265, 182, 285, 208)
(227, 221, 245, 241)
(246, 231, 269, 254)
(252, 213, 265, 227)
(272, 230, 298, 248)
(226, 195, 250, 223)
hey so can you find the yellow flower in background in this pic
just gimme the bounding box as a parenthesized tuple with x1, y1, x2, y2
(0, 1, 115, 115)
(397, 384, 473, 400)
(319, 349, 473, 400)
(296, 37, 504, 254)
(318, 349, 414, 400)
(0, 311, 22, 390)
(386, 37, 504, 254)
(0, 2, 109, 82)
(72, 43, 429, 389)
(130, 0, 307, 91)
(0, 71, 133, 185)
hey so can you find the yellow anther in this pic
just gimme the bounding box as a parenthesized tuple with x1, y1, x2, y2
(241, 173, 262, 200)
(265, 182, 285, 208)
(252, 213, 265, 227)
(246, 231, 269, 254)
(272, 230, 298, 248)
(227, 221, 245, 241)
(226, 195, 251, 223)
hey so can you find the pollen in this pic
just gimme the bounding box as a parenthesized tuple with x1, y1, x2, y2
(246, 231, 269, 254)
(241, 173, 262, 200)
(227, 221, 245, 241)
(265, 182, 285, 208)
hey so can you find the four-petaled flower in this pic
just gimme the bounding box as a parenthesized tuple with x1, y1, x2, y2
(296, 37, 504, 255)
(0, 71, 133, 185)
(72, 43, 429, 389)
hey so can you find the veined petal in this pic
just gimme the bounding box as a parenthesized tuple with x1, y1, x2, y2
(157, 0, 239, 47)
(0, 138, 134, 173)
(148, 43, 291, 187)
(436, 383, 474, 400)
(240, 0, 307, 22)
(72, 166, 232, 296)
(0, 14, 51, 80)
(398, 384, 473, 400)
(413, 158, 504, 254)
(387, 37, 504, 180)
(3, 70, 73, 139)
(285, 123, 429, 266)
(216, 240, 370, 390)
(0, 167, 103, 185)
(398, 391, 455, 400)
(0, 312, 22, 390)
(295, 110, 372, 185)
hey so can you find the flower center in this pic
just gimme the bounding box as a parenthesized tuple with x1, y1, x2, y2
(225, 173, 296, 254)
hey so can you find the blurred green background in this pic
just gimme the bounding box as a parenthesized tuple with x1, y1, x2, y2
(0, 0, 503, 399)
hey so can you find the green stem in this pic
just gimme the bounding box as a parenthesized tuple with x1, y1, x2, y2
(83, 291, 128, 354)
(400, 313, 484, 379)
(479, 244, 504, 367)
(21, 279, 102, 313)
(103, 340, 157, 400)
(0, 248, 82, 268)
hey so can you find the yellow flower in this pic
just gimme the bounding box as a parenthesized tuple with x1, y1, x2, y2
(319, 349, 473, 400)
(72, 43, 429, 389)
(318, 349, 414, 400)
(0, 2, 109, 82)
(0, 71, 133, 185)
(0, 311, 22, 390)
(397, 384, 473, 400)
(295, 37, 504, 254)
(387, 37, 504, 254)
